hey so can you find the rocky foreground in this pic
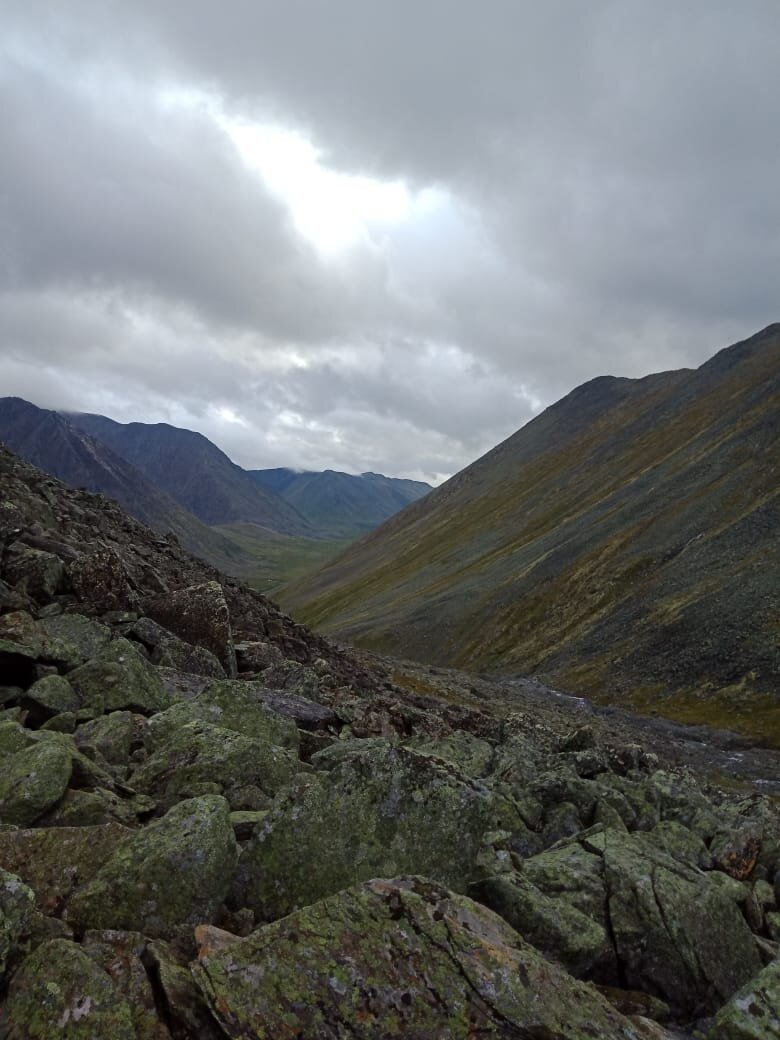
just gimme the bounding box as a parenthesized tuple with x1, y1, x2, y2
(1, 443, 780, 1039)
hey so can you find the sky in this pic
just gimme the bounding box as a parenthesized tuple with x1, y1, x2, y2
(1, 2, 778, 484)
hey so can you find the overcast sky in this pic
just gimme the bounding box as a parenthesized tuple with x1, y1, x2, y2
(1, 2, 778, 483)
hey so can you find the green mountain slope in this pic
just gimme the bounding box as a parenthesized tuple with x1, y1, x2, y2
(0, 398, 254, 574)
(250, 468, 431, 537)
(285, 325, 780, 735)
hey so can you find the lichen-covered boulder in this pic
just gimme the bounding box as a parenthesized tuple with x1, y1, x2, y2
(65, 796, 238, 938)
(201, 679, 337, 734)
(4, 544, 65, 600)
(0, 824, 130, 915)
(0, 742, 72, 826)
(80, 930, 172, 1040)
(67, 638, 171, 714)
(406, 728, 495, 777)
(69, 546, 138, 613)
(707, 957, 780, 1038)
(599, 830, 762, 1018)
(39, 613, 113, 668)
(193, 875, 642, 1039)
(131, 718, 299, 811)
(147, 682, 299, 751)
(22, 674, 81, 718)
(0, 868, 35, 981)
(128, 615, 226, 679)
(144, 581, 237, 677)
(470, 870, 616, 981)
(74, 711, 144, 769)
(233, 742, 517, 920)
(0, 938, 135, 1038)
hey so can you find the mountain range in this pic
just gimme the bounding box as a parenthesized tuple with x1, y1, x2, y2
(285, 324, 780, 739)
(0, 398, 432, 581)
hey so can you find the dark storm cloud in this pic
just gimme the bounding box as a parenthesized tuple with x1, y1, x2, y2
(1, 1, 778, 478)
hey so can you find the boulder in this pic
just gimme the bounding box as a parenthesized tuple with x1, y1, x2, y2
(0, 823, 130, 915)
(0, 742, 72, 826)
(708, 957, 780, 1038)
(65, 796, 238, 938)
(0, 868, 35, 981)
(153, 681, 300, 750)
(3, 544, 65, 600)
(233, 741, 516, 920)
(0, 938, 135, 1039)
(128, 616, 226, 678)
(193, 875, 642, 1039)
(74, 711, 144, 768)
(39, 613, 113, 667)
(22, 674, 81, 719)
(131, 717, 299, 811)
(67, 638, 171, 714)
(143, 581, 237, 677)
(69, 546, 138, 613)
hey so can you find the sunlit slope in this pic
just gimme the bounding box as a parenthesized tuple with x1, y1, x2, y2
(286, 325, 780, 717)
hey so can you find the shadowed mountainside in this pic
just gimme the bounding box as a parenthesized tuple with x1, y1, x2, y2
(250, 467, 431, 537)
(68, 413, 315, 536)
(0, 398, 254, 574)
(285, 324, 780, 737)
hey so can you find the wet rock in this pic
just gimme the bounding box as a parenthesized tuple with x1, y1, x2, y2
(69, 546, 139, 613)
(132, 717, 299, 811)
(67, 638, 171, 715)
(144, 581, 237, 677)
(0, 937, 135, 1038)
(0, 868, 35, 981)
(0, 742, 72, 826)
(4, 544, 65, 600)
(65, 796, 238, 938)
(233, 742, 514, 920)
(193, 875, 641, 1039)
(0, 823, 130, 915)
(707, 957, 780, 1038)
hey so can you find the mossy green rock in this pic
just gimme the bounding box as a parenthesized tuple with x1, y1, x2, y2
(0, 938, 135, 1038)
(601, 831, 761, 1018)
(1, 868, 35, 981)
(131, 718, 298, 811)
(146, 683, 299, 752)
(65, 796, 238, 938)
(67, 638, 171, 714)
(708, 957, 780, 1038)
(234, 742, 513, 920)
(0, 823, 130, 915)
(74, 711, 142, 768)
(39, 613, 113, 668)
(23, 674, 80, 715)
(470, 871, 616, 981)
(193, 875, 641, 1039)
(405, 728, 495, 777)
(80, 930, 172, 1040)
(0, 742, 72, 826)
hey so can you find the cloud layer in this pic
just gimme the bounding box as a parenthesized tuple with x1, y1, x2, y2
(1, 1, 778, 481)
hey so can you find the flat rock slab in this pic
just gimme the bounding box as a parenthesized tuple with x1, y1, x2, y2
(193, 875, 641, 1039)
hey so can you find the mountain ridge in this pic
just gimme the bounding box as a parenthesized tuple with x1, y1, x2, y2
(285, 324, 780, 738)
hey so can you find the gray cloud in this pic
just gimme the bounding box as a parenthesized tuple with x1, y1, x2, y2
(1, 1, 778, 483)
